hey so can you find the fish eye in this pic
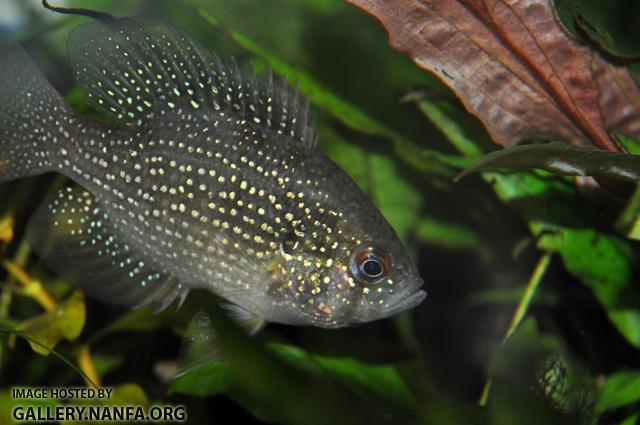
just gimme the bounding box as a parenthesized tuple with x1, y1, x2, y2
(350, 244, 391, 284)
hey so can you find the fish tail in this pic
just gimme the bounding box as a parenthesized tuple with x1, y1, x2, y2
(0, 42, 70, 182)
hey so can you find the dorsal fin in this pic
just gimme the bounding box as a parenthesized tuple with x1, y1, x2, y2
(42, 0, 115, 20)
(66, 17, 317, 148)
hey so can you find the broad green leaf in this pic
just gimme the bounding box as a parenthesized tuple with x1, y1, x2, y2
(268, 342, 414, 409)
(169, 301, 421, 425)
(608, 310, 640, 348)
(265, 343, 324, 375)
(458, 143, 640, 182)
(488, 171, 640, 348)
(171, 339, 414, 409)
(314, 355, 415, 409)
(536, 228, 632, 307)
(596, 370, 640, 414)
(418, 98, 640, 348)
(170, 362, 234, 397)
(17, 291, 85, 355)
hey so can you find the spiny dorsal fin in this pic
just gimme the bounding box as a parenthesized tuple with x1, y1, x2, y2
(66, 18, 317, 148)
(26, 186, 189, 311)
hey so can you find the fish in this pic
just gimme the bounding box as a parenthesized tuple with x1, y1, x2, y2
(0, 7, 425, 329)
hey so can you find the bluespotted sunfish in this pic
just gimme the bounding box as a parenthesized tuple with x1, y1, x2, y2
(0, 6, 425, 329)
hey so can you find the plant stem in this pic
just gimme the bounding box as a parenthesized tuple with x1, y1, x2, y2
(478, 252, 552, 406)
(75, 344, 101, 388)
(3, 260, 57, 311)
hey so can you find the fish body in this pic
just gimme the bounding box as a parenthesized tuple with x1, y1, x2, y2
(0, 17, 425, 328)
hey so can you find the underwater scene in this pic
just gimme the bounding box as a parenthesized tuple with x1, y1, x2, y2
(0, 0, 639, 424)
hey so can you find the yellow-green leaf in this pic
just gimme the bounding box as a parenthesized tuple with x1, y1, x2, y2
(0, 215, 13, 245)
(17, 291, 85, 355)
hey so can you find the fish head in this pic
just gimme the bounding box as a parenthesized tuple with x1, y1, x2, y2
(273, 160, 426, 328)
(312, 242, 426, 329)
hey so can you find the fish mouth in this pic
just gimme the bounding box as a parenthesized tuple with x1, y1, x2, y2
(380, 279, 427, 318)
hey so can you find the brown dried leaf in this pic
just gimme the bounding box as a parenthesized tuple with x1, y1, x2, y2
(594, 61, 640, 141)
(347, 0, 640, 151)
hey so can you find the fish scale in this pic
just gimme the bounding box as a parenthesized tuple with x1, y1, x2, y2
(0, 15, 425, 328)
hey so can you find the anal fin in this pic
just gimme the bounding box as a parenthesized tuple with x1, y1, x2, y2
(26, 185, 188, 311)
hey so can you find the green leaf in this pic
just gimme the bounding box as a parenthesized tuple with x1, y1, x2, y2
(615, 132, 640, 155)
(418, 97, 640, 348)
(465, 286, 558, 308)
(315, 355, 415, 409)
(170, 339, 414, 409)
(487, 171, 640, 348)
(170, 362, 233, 397)
(536, 229, 632, 307)
(615, 183, 640, 240)
(268, 342, 414, 409)
(265, 343, 324, 375)
(167, 301, 422, 425)
(411, 97, 483, 159)
(596, 370, 640, 414)
(457, 143, 640, 183)
(17, 291, 85, 355)
(91, 353, 123, 377)
(0, 320, 98, 386)
(415, 216, 483, 251)
(607, 310, 640, 348)
(614, 134, 640, 240)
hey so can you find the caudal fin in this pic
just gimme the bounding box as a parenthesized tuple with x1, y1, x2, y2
(0, 42, 69, 182)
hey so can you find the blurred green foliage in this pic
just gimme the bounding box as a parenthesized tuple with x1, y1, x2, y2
(1, 0, 639, 424)
(17, 291, 85, 356)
